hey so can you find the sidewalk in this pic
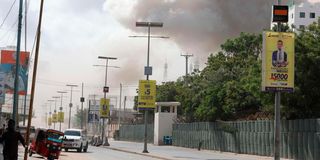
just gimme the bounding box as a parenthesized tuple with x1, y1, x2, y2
(105, 140, 291, 160)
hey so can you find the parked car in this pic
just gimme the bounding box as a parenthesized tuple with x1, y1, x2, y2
(62, 129, 88, 152)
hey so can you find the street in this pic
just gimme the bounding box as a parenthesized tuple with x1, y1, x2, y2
(48, 146, 159, 160)
(1, 144, 158, 160)
(0, 140, 291, 160)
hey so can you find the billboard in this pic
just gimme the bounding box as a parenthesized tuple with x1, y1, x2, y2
(0, 50, 29, 95)
(100, 98, 110, 118)
(48, 117, 52, 126)
(138, 80, 156, 109)
(262, 31, 295, 92)
(58, 112, 64, 122)
(52, 113, 58, 123)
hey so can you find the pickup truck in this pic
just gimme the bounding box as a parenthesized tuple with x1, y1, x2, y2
(62, 129, 89, 152)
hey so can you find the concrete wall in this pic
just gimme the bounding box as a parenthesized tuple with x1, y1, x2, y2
(154, 113, 175, 145)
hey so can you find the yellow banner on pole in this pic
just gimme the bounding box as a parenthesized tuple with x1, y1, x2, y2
(138, 80, 156, 109)
(100, 98, 110, 118)
(262, 31, 295, 92)
(58, 112, 64, 122)
(52, 113, 58, 123)
(48, 117, 52, 126)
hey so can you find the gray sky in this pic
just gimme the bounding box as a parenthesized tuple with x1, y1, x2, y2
(0, 0, 317, 128)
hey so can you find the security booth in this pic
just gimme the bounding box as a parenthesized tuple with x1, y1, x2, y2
(154, 102, 180, 145)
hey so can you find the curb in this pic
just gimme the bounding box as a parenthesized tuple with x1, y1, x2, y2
(103, 146, 174, 160)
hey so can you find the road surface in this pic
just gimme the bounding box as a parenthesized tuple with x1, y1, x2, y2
(28, 146, 159, 160)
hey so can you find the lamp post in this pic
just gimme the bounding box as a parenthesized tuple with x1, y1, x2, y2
(57, 91, 67, 131)
(96, 56, 118, 146)
(135, 21, 164, 153)
(274, 1, 282, 160)
(52, 96, 60, 130)
(47, 100, 54, 129)
(66, 84, 78, 129)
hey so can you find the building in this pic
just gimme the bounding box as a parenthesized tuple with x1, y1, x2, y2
(271, 1, 320, 31)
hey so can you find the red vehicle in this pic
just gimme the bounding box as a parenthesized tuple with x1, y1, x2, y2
(29, 128, 64, 160)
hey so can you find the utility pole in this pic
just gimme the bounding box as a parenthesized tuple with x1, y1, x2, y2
(57, 91, 67, 131)
(80, 83, 85, 129)
(118, 83, 122, 128)
(66, 84, 78, 129)
(181, 54, 193, 76)
(23, 0, 45, 158)
(274, 1, 282, 160)
(124, 96, 127, 113)
(13, 0, 24, 123)
(52, 96, 59, 130)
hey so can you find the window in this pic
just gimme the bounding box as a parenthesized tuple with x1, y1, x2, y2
(300, 12, 305, 18)
(64, 130, 80, 136)
(299, 25, 305, 29)
(310, 12, 315, 18)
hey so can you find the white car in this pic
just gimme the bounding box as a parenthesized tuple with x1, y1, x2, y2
(63, 129, 89, 152)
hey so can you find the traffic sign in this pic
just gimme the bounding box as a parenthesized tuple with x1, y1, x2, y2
(80, 97, 85, 102)
(138, 80, 156, 109)
(100, 98, 110, 118)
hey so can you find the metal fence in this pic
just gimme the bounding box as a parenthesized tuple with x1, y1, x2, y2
(172, 119, 320, 160)
(119, 124, 154, 143)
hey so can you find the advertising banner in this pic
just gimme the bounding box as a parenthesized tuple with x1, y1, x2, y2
(262, 31, 294, 92)
(0, 50, 29, 95)
(138, 80, 156, 109)
(58, 112, 64, 122)
(100, 98, 110, 118)
(52, 113, 58, 123)
(48, 117, 52, 126)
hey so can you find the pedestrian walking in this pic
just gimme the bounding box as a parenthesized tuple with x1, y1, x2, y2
(0, 119, 26, 160)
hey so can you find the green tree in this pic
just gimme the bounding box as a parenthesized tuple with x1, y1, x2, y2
(282, 21, 320, 118)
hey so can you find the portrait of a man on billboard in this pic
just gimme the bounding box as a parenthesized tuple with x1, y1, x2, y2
(272, 40, 288, 67)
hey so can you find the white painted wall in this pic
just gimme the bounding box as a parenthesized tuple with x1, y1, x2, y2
(154, 112, 176, 145)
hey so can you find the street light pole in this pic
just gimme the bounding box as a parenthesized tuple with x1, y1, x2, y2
(66, 84, 78, 129)
(80, 83, 84, 129)
(118, 83, 122, 128)
(274, 1, 282, 160)
(57, 91, 67, 131)
(52, 96, 59, 130)
(135, 21, 164, 153)
(97, 56, 117, 146)
(48, 100, 54, 129)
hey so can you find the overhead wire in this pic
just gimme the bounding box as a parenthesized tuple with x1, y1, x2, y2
(0, 18, 18, 43)
(0, 0, 17, 30)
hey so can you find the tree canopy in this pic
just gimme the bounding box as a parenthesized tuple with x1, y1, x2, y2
(156, 21, 320, 122)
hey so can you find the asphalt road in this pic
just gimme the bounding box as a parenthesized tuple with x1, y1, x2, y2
(27, 146, 159, 160)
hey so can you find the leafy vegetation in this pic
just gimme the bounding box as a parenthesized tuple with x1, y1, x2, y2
(156, 21, 320, 121)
